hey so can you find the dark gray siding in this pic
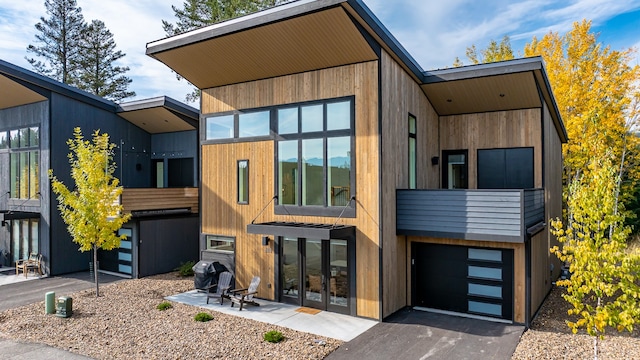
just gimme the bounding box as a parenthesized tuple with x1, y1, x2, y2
(151, 130, 198, 187)
(397, 189, 544, 243)
(524, 189, 544, 227)
(48, 92, 153, 275)
(138, 216, 198, 277)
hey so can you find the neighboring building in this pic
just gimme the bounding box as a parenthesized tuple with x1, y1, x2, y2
(146, 0, 567, 325)
(0, 59, 200, 278)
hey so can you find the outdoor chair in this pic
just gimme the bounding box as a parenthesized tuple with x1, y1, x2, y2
(206, 271, 232, 305)
(229, 276, 260, 311)
(16, 253, 42, 278)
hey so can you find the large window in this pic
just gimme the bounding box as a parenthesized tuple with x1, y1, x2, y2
(276, 98, 354, 216)
(10, 218, 39, 264)
(6, 127, 40, 199)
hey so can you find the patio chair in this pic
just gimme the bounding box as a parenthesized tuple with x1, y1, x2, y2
(206, 271, 232, 305)
(16, 253, 42, 278)
(229, 276, 260, 311)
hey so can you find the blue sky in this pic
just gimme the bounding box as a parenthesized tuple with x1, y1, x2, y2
(1, 0, 639, 107)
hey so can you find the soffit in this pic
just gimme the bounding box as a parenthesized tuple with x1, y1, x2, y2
(0, 74, 47, 110)
(118, 107, 196, 134)
(150, 7, 377, 89)
(421, 72, 541, 116)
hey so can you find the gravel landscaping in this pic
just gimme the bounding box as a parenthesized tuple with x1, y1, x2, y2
(2, 272, 639, 359)
(512, 286, 640, 359)
(0, 273, 341, 359)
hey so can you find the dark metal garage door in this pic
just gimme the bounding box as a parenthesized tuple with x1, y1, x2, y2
(412, 243, 514, 321)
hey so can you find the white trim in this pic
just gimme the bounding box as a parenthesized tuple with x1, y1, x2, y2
(413, 306, 512, 324)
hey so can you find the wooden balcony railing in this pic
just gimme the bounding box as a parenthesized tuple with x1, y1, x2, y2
(119, 187, 198, 215)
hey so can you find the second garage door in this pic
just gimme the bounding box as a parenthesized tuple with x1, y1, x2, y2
(412, 243, 514, 321)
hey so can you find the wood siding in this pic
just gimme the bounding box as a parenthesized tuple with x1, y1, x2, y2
(408, 236, 526, 324)
(120, 187, 199, 214)
(530, 229, 548, 316)
(439, 109, 543, 189)
(543, 102, 564, 296)
(379, 50, 439, 318)
(201, 61, 380, 319)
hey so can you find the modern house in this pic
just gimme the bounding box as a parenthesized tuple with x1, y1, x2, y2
(0, 59, 200, 278)
(146, 0, 567, 325)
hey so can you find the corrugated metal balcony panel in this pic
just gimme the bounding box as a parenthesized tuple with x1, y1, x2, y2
(396, 189, 542, 243)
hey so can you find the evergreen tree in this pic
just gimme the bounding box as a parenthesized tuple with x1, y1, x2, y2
(74, 20, 135, 101)
(26, 0, 85, 84)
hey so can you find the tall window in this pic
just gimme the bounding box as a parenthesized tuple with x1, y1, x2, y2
(276, 98, 354, 215)
(8, 127, 39, 199)
(237, 160, 249, 204)
(10, 218, 39, 264)
(408, 114, 417, 189)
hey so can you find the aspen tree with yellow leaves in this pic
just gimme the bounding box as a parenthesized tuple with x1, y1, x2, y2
(49, 128, 131, 297)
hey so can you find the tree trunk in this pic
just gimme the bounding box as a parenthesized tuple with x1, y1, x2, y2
(93, 244, 100, 297)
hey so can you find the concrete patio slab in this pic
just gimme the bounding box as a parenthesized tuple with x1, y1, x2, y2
(166, 290, 377, 341)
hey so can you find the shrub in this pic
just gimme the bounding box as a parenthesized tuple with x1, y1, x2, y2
(175, 261, 196, 277)
(263, 330, 284, 343)
(194, 312, 214, 322)
(156, 301, 172, 311)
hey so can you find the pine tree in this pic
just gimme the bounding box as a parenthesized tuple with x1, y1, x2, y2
(26, 0, 85, 84)
(74, 20, 135, 101)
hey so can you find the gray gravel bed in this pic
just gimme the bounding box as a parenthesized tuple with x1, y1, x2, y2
(0, 273, 341, 359)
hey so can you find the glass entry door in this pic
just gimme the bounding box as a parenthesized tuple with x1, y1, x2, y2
(281, 237, 349, 314)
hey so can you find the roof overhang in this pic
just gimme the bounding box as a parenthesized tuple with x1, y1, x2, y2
(117, 96, 199, 134)
(146, 0, 379, 89)
(422, 57, 568, 143)
(247, 221, 355, 239)
(0, 74, 47, 110)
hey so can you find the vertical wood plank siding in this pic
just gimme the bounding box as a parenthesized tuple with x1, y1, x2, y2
(380, 50, 439, 318)
(201, 61, 380, 319)
(541, 102, 564, 302)
(408, 236, 526, 324)
(439, 109, 542, 189)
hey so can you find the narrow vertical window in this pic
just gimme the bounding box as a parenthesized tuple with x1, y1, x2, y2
(237, 160, 249, 204)
(409, 114, 417, 189)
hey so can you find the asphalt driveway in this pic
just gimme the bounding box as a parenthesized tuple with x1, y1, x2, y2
(326, 308, 524, 360)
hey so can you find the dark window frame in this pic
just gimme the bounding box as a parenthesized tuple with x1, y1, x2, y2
(237, 159, 249, 205)
(477, 147, 535, 189)
(408, 113, 417, 189)
(442, 149, 468, 189)
(274, 96, 355, 218)
(8, 126, 40, 200)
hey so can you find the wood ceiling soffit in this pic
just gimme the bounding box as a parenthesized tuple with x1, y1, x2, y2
(422, 72, 542, 115)
(154, 7, 378, 89)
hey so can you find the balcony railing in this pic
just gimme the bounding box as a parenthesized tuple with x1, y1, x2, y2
(396, 188, 544, 243)
(119, 187, 198, 215)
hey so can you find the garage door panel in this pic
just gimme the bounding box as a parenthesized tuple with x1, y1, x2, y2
(413, 242, 514, 321)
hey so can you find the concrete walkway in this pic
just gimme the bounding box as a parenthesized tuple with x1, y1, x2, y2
(166, 290, 378, 341)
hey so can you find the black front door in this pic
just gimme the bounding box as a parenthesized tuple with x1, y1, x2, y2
(281, 237, 349, 314)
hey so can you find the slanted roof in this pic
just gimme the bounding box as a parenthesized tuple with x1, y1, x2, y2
(422, 57, 568, 143)
(146, 0, 566, 142)
(0, 59, 114, 111)
(118, 96, 199, 134)
(0, 59, 198, 135)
